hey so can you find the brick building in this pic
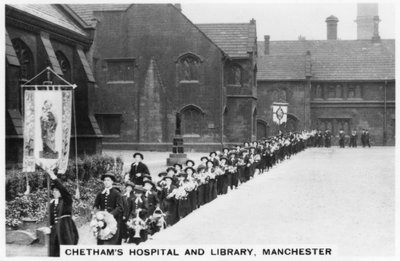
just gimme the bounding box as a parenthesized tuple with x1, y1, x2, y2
(256, 4, 395, 145)
(5, 4, 102, 166)
(68, 4, 257, 151)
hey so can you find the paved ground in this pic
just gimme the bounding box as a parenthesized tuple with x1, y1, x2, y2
(6, 147, 395, 257)
(145, 147, 395, 257)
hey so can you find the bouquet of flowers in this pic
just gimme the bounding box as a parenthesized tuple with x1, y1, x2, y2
(214, 167, 224, 176)
(90, 211, 118, 240)
(183, 180, 197, 192)
(169, 186, 188, 200)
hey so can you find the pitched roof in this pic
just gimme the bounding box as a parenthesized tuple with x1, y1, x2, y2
(68, 4, 131, 26)
(257, 39, 395, 81)
(197, 23, 257, 58)
(258, 54, 306, 81)
(7, 4, 88, 36)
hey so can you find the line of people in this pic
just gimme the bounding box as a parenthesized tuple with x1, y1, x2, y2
(309, 129, 371, 148)
(96, 131, 316, 245)
(44, 131, 317, 256)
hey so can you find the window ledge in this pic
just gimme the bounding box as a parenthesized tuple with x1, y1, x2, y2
(183, 134, 201, 138)
(106, 81, 135, 84)
(226, 84, 242, 87)
(102, 134, 121, 138)
(179, 80, 199, 84)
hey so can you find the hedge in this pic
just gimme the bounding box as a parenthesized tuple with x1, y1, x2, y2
(6, 154, 124, 229)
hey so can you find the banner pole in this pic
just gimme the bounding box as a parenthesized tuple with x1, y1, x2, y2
(46, 174, 50, 257)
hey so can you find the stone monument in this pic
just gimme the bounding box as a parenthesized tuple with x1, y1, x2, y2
(166, 113, 188, 165)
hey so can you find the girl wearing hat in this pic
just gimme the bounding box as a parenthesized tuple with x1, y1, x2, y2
(143, 180, 159, 217)
(205, 160, 217, 202)
(184, 167, 198, 212)
(128, 152, 150, 186)
(121, 181, 135, 243)
(47, 169, 79, 256)
(161, 175, 179, 226)
(127, 185, 148, 244)
(93, 172, 124, 245)
(197, 156, 208, 172)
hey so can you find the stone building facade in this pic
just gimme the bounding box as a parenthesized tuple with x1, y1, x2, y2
(256, 6, 395, 145)
(68, 4, 257, 151)
(5, 4, 102, 166)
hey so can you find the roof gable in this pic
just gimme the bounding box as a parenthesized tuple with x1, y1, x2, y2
(7, 4, 88, 37)
(197, 22, 257, 58)
(257, 39, 395, 81)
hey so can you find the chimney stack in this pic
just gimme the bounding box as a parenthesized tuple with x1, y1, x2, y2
(325, 15, 339, 40)
(372, 15, 381, 42)
(264, 35, 270, 55)
(174, 3, 182, 12)
(355, 3, 379, 40)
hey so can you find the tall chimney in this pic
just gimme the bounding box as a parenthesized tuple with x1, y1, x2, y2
(264, 35, 270, 55)
(355, 3, 378, 40)
(326, 15, 339, 40)
(372, 15, 381, 42)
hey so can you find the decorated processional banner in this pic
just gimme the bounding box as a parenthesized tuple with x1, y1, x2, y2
(23, 90, 72, 173)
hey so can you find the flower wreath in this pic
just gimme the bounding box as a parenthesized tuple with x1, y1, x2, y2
(90, 211, 118, 241)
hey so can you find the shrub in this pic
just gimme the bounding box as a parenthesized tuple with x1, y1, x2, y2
(5, 154, 124, 229)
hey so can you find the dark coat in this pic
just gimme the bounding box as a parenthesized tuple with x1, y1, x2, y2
(94, 187, 124, 245)
(144, 190, 159, 217)
(129, 162, 150, 186)
(49, 179, 79, 257)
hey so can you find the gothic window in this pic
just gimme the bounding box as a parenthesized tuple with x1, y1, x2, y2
(315, 85, 322, 99)
(55, 51, 71, 82)
(181, 106, 203, 135)
(327, 85, 336, 99)
(336, 84, 342, 98)
(355, 85, 362, 98)
(12, 38, 34, 81)
(348, 85, 355, 98)
(106, 59, 135, 82)
(226, 64, 243, 85)
(178, 54, 200, 81)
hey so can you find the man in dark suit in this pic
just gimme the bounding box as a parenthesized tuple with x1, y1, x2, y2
(93, 172, 124, 245)
(365, 129, 371, 147)
(129, 152, 150, 186)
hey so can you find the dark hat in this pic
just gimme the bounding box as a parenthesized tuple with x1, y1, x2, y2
(166, 167, 177, 174)
(142, 173, 152, 180)
(185, 159, 195, 166)
(177, 172, 188, 178)
(124, 181, 135, 189)
(200, 156, 209, 161)
(228, 151, 237, 157)
(197, 165, 206, 172)
(133, 185, 146, 193)
(219, 157, 228, 162)
(222, 147, 230, 152)
(249, 146, 256, 150)
(162, 175, 174, 181)
(158, 171, 167, 178)
(143, 179, 155, 187)
(173, 163, 183, 169)
(184, 166, 196, 174)
(206, 160, 215, 167)
(209, 151, 217, 157)
(101, 172, 116, 182)
(133, 152, 144, 159)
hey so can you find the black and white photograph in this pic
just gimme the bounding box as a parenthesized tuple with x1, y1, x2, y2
(2, 0, 397, 260)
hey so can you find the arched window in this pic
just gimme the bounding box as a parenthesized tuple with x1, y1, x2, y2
(12, 38, 34, 81)
(286, 114, 299, 132)
(178, 53, 201, 81)
(257, 120, 269, 140)
(55, 51, 71, 82)
(225, 63, 243, 86)
(180, 105, 204, 135)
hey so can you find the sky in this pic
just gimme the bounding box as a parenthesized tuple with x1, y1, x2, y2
(181, 2, 396, 41)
